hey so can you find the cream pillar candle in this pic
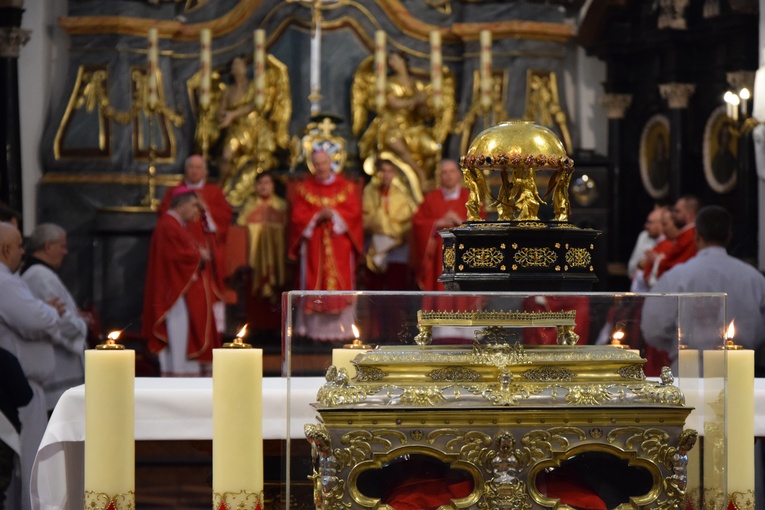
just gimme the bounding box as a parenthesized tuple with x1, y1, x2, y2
(212, 333, 263, 509)
(84, 333, 135, 508)
(374, 31, 387, 111)
(724, 345, 755, 502)
(479, 30, 492, 109)
(430, 30, 443, 109)
(702, 347, 725, 498)
(678, 347, 699, 379)
(254, 29, 266, 111)
(332, 348, 360, 378)
(199, 29, 212, 109)
(147, 28, 159, 109)
(678, 346, 700, 505)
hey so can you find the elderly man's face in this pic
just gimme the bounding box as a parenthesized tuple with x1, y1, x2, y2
(439, 161, 462, 190)
(185, 156, 207, 185)
(312, 152, 333, 181)
(46, 234, 69, 270)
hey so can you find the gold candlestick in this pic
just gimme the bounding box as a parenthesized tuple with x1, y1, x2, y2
(140, 104, 160, 211)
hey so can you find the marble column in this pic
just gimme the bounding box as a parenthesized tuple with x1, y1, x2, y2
(659, 82, 695, 199)
(0, 0, 30, 214)
(601, 93, 632, 262)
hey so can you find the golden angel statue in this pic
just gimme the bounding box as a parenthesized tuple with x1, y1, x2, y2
(188, 55, 292, 207)
(351, 51, 455, 202)
(523, 70, 573, 154)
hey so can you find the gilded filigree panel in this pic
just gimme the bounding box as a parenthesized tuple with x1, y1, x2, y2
(514, 247, 557, 267)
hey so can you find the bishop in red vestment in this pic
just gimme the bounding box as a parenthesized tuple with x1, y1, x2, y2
(144, 190, 220, 375)
(159, 155, 233, 295)
(288, 151, 363, 341)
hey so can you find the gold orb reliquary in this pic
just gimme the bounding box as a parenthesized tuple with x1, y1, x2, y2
(441, 121, 601, 291)
(306, 308, 696, 510)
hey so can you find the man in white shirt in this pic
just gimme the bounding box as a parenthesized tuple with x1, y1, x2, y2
(0, 223, 62, 510)
(627, 207, 664, 292)
(21, 224, 88, 412)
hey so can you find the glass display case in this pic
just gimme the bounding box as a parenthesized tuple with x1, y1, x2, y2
(282, 291, 738, 510)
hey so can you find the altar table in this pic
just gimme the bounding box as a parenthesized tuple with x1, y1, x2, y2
(31, 377, 324, 510)
(29, 377, 765, 510)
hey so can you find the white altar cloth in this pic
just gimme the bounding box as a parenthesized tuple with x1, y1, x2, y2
(31, 377, 324, 510)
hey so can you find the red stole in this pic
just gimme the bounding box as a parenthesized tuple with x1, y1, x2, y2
(656, 226, 697, 277)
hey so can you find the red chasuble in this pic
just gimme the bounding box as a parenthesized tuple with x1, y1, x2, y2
(656, 225, 697, 277)
(142, 213, 218, 361)
(287, 175, 363, 313)
(159, 182, 233, 292)
(410, 188, 472, 291)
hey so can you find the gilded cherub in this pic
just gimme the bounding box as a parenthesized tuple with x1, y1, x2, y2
(351, 50, 455, 199)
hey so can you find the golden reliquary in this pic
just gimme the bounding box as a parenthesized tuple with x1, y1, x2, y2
(307, 309, 696, 510)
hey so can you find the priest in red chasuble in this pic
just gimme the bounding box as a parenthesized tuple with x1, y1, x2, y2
(410, 159, 474, 291)
(143, 190, 220, 376)
(288, 150, 363, 341)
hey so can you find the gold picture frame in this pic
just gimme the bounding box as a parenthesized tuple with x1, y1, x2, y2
(702, 105, 738, 194)
(639, 114, 671, 199)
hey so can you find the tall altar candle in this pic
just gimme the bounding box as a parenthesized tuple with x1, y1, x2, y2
(254, 29, 266, 111)
(84, 333, 135, 508)
(375, 31, 387, 111)
(479, 30, 492, 109)
(678, 346, 699, 379)
(723, 336, 755, 503)
(199, 29, 212, 109)
(702, 347, 725, 496)
(430, 30, 443, 109)
(213, 330, 263, 508)
(147, 28, 159, 109)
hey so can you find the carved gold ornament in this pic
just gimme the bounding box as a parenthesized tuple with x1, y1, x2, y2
(462, 247, 504, 268)
(565, 247, 592, 267)
(514, 247, 557, 267)
(443, 246, 456, 269)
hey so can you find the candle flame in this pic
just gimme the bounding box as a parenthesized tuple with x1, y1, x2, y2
(351, 324, 360, 339)
(725, 320, 735, 340)
(107, 331, 121, 341)
(612, 330, 625, 341)
(236, 324, 248, 338)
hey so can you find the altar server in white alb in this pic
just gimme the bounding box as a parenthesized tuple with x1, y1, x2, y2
(21, 223, 88, 411)
(0, 223, 63, 510)
(641, 205, 765, 369)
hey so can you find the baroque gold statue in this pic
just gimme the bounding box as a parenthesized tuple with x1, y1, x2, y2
(189, 55, 292, 207)
(351, 51, 455, 201)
